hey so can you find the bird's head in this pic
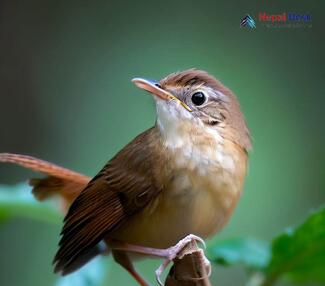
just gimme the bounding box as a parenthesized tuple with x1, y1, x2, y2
(132, 69, 251, 152)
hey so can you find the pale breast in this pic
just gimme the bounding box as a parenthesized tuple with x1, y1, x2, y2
(112, 137, 247, 249)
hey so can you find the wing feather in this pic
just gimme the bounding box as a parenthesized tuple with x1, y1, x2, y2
(53, 128, 163, 274)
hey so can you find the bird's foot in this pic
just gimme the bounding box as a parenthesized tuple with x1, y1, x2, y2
(154, 234, 206, 285)
(164, 234, 205, 261)
(108, 234, 206, 286)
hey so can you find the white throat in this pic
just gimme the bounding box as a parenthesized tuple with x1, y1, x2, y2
(155, 100, 235, 173)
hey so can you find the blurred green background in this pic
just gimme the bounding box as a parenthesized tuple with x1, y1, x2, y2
(0, 0, 324, 285)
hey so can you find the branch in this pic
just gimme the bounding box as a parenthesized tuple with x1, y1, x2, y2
(164, 240, 212, 286)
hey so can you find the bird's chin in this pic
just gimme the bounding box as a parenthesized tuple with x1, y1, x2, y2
(155, 97, 192, 123)
(155, 99, 196, 143)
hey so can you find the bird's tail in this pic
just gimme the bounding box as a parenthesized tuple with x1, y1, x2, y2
(0, 153, 90, 209)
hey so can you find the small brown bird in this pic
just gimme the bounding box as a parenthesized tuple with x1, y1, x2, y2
(0, 69, 251, 286)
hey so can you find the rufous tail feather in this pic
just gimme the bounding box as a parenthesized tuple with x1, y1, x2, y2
(0, 153, 105, 270)
(0, 153, 90, 207)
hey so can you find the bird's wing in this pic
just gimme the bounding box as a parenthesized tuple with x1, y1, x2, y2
(53, 128, 164, 274)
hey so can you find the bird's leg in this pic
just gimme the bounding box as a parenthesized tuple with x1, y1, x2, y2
(108, 234, 206, 286)
(112, 250, 150, 286)
(109, 234, 205, 259)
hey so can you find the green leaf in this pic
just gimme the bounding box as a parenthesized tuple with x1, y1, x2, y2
(0, 183, 109, 286)
(0, 183, 62, 225)
(55, 256, 108, 286)
(263, 206, 325, 285)
(208, 237, 271, 270)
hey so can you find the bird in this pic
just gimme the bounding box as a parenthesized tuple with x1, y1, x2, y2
(0, 69, 251, 286)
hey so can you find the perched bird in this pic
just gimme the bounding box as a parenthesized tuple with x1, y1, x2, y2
(0, 69, 251, 286)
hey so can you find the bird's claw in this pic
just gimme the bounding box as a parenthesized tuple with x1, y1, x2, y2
(155, 234, 206, 286)
(167, 234, 205, 260)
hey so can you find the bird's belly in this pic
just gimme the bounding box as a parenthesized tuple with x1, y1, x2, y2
(111, 172, 239, 249)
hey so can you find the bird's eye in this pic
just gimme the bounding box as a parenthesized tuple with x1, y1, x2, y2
(191, 92, 206, 106)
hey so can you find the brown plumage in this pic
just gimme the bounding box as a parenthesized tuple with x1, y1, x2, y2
(54, 128, 166, 273)
(160, 70, 251, 151)
(0, 70, 251, 286)
(0, 153, 89, 205)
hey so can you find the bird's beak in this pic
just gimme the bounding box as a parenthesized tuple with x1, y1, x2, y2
(132, 78, 192, 112)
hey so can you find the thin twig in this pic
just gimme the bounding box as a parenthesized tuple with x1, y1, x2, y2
(164, 240, 212, 286)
